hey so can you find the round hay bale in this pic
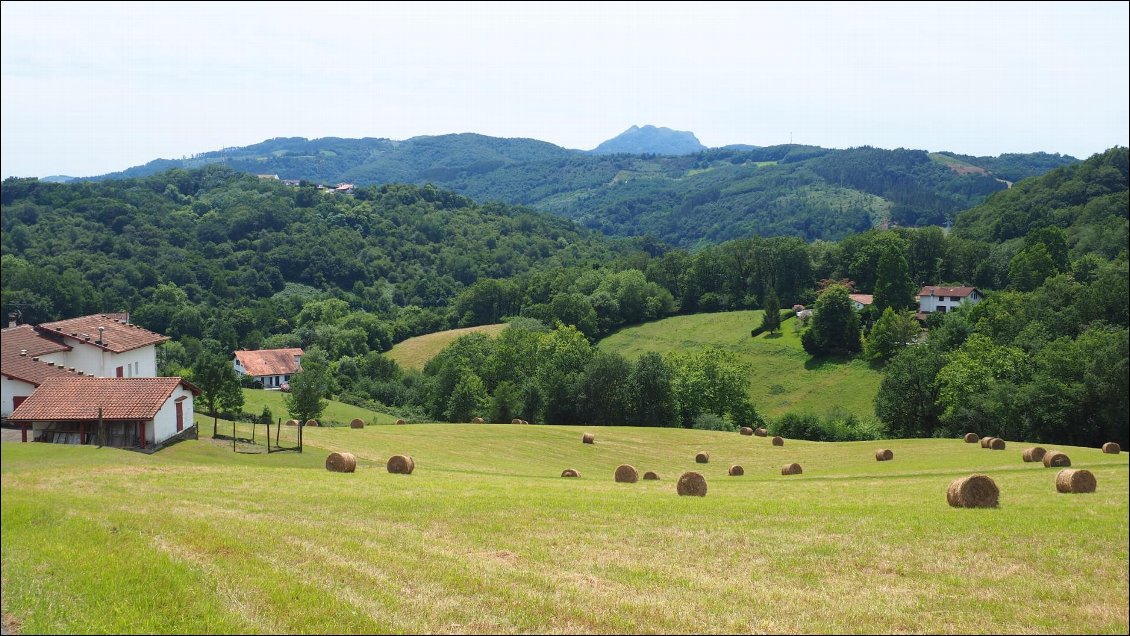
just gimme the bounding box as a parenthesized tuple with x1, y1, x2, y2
(511, 419, 522, 424)
(350, 418, 364, 429)
(471, 417, 485, 424)
(582, 432, 595, 444)
(728, 464, 744, 476)
(963, 432, 980, 443)
(980, 437, 992, 448)
(1056, 469, 1097, 494)
(521, 420, 529, 425)
(781, 462, 803, 475)
(875, 449, 894, 461)
(561, 469, 580, 478)
(754, 428, 768, 437)
(614, 464, 639, 483)
(285, 419, 299, 427)
(1042, 451, 1071, 468)
(386, 454, 415, 474)
(772, 436, 784, 446)
(1102, 442, 1121, 455)
(304, 419, 318, 428)
(325, 452, 356, 473)
(395, 418, 407, 425)
(695, 451, 710, 464)
(643, 471, 660, 480)
(1022, 447, 1047, 463)
(946, 474, 999, 508)
(739, 427, 754, 436)
(676, 471, 707, 496)
(989, 438, 1006, 450)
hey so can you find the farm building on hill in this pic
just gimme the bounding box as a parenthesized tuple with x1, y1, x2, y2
(233, 348, 304, 389)
(916, 286, 983, 320)
(8, 376, 200, 448)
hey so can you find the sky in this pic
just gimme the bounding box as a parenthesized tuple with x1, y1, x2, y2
(2, 1, 1128, 178)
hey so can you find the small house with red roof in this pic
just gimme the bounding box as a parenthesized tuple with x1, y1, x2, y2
(917, 286, 983, 318)
(233, 348, 304, 389)
(8, 377, 199, 448)
(34, 313, 168, 378)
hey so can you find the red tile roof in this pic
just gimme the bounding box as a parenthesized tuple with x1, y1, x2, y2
(1, 325, 72, 357)
(8, 377, 199, 421)
(918, 286, 978, 298)
(234, 348, 304, 377)
(37, 314, 168, 353)
(848, 294, 874, 306)
(1, 325, 82, 385)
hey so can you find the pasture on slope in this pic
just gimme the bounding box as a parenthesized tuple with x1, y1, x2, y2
(598, 310, 882, 420)
(2, 425, 1126, 634)
(387, 323, 508, 371)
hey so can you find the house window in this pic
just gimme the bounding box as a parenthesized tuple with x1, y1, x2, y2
(937, 306, 947, 313)
(951, 296, 961, 302)
(116, 366, 124, 378)
(12, 395, 27, 410)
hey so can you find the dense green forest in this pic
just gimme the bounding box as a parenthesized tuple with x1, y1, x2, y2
(2, 148, 1125, 446)
(84, 134, 1078, 246)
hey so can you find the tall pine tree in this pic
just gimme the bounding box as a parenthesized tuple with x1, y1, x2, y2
(759, 287, 782, 334)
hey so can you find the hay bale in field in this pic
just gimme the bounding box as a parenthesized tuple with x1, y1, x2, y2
(964, 432, 980, 443)
(395, 418, 407, 425)
(643, 471, 660, 480)
(875, 449, 893, 461)
(285, 419, 299, 427)
(740, 427, 754, 436)
(472, 417, 485, 424)
(304, 419, 318, 427)
(772, 436, 784, 446)
(325, 452, 356, 473)
(988, 438, 1006, 450)
(561, 469, 580, 478)
(1042, 451, 1071, 468)
(695, 451, 710, 464)
(781, 462, 803, 475)
(946, 474, 999, 508)
(676, 472, 707, 496)
(521, 420, 529, 425)
(614, 464, 639, 483)
(1102, 442, 1121, 454)
(754, 428, 768, 437)
(512, 419, 522, 424)
(387, 454, 415, 474)
(582, 432, 595, 444)
(1022, 447, 1047, 463)
(728, 464, 744, 476)
(1056, 469, 1097, 494)
(980, 437, 992, 448)
(350, 418, 365, 429)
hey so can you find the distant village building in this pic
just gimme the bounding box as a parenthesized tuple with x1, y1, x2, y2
(848, 294, 874, 311)
(281, 179, 301, 187)
(256, 174, 280, 180)
(233, 348, 304, 389)
(916, 286, 983, 319)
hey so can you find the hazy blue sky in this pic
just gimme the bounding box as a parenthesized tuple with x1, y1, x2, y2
(2, 1, 1127, 178)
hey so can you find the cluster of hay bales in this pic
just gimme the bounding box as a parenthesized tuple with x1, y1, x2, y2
(511, 419, 530, 425)
(395, 418, 407, 425)
(614, 464, 639, 483)
(739, 427, 754, 436)
(561, 469, 580, 478)
(980, 437, 1006, 450)
(772, 436, 784, 446)
(471, 417, 486, 424)
(754, 428, 768, 437)
(1055, 469, 1097, 493)
(946, 474, 999, 508)
(1042, 451, 1071, 468)
(643, 471, 660, 480)
(781, 462, 802, 475)
(980, 437, 992, 448)
(676, 472, 707, 496)
(728, 465, 744, 476)
(963, 432, 980, 443)
(325, 452, 356, 473)
(695, 452, 710, 464)
(1102, 442, 1121, 454)
(1022, 447, 1047, 463)
(387, 454, 415, 474)
(582, 432, 595, 444)
(875, 449, 894, 462)
(350, 418, 365, 429)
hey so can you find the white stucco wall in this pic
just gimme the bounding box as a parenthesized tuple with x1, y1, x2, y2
(54, 339, 157, 377)
(1, 375, 36, 417)
(152, 385, 195, 444)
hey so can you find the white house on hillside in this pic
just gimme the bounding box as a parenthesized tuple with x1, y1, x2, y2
(233, 348, 304, 389)
(917, 286, 983, 317)
(0, 325, 86, 418)
(32, 314, 168, 378)
(849, 294, 874, 311)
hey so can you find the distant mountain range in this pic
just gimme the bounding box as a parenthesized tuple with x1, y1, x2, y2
(79, 129, 1080, 246)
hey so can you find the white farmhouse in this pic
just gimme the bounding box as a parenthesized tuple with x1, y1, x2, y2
(917, 286, 984, 317)
(233, 348, 304, 389)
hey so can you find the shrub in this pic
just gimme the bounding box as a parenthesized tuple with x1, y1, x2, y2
(692, 412, 735, 432)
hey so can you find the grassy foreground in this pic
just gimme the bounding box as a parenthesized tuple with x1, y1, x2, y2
(2, 425, 1127, 634)
(598, 310, 883, 420)
(386, 323, 507, 371)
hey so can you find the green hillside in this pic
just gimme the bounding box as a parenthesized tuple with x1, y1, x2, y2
(236, 388, 399, 426)
(2, 428, 1126, 633)
(598, 310, 882, 420)
(386, 323, 508, 370)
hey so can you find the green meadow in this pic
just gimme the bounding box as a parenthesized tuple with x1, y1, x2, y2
(386, 324, 508, 371)
(598, 310, 883, 420)
(237, 388, 399, 426)
(2, 424, 1126, 634)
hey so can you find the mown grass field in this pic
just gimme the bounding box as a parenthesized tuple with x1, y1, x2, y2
(598, 310, 883, 420)
(237, 389, 398, 426)
(386, 324, 507, 371)
(2, 426, 1126, 634)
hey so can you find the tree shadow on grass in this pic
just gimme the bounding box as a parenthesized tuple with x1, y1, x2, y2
(803, 353, 857, 371)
